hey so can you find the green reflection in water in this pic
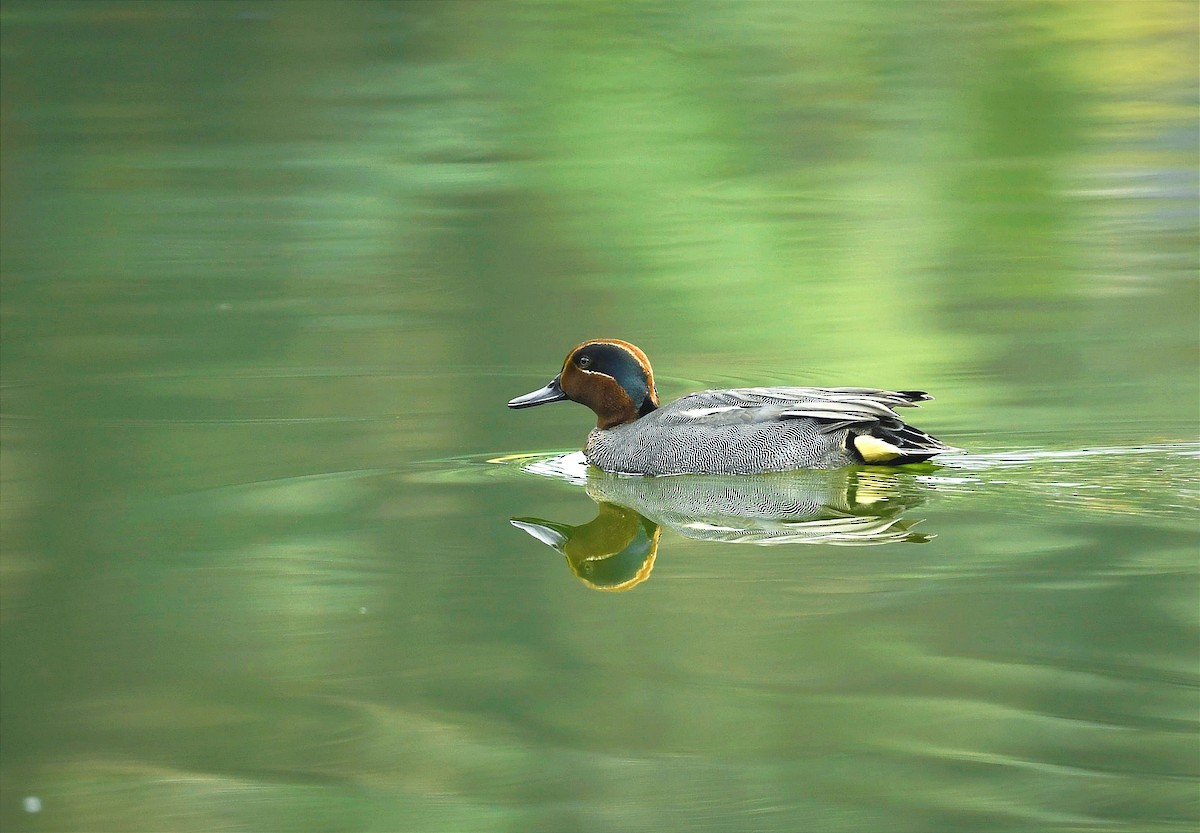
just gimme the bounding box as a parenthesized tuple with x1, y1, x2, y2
(1, 2, 1197, 832)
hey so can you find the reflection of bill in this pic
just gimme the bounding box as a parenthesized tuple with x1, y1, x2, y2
(511, 466, 933, 591)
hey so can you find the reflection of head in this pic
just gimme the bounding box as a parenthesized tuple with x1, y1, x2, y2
(511, 503, 660, 592)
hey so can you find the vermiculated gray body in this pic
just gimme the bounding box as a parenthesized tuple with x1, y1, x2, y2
(583, 386, 946, 475)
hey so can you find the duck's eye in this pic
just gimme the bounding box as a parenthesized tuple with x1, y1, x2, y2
(577, 355, 592, 369)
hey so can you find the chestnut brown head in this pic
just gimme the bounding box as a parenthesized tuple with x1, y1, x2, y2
(508, 339, 660, 429)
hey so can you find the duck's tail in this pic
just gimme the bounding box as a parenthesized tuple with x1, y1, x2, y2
(850, 421, 961, 465)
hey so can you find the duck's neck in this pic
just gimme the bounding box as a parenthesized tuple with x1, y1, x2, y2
(598, 392, 657, 429)
(590, 379, 658, 430)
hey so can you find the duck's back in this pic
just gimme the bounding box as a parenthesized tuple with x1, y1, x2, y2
(583, 387, 946, 475)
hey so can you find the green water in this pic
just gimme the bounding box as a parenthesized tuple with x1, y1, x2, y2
(1, 3, 1197, 832)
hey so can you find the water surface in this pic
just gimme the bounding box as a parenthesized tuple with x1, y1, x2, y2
(1, 3, 1197, 832)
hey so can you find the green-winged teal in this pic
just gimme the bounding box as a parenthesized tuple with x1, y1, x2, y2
(508, 339, 958, 475)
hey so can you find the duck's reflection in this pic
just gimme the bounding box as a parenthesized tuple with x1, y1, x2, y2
(512, 467, 933, 591)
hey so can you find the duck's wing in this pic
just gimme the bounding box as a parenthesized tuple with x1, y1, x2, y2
(665, 387, 929, 428)
(661, 387, 958, 460)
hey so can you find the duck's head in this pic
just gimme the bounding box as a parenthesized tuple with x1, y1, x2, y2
(508, 339, 660, 429)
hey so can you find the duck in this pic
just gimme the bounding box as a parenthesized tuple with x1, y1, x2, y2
(508, 339, 958, 476)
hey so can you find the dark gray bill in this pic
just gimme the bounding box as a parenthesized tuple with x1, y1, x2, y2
(508, 375, 568, 408)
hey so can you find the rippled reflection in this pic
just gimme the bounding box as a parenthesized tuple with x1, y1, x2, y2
(512, 467, 934, 590)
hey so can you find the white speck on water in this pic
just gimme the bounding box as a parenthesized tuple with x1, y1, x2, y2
(359, 607, 367, 614)
(23, 796, 41, 813)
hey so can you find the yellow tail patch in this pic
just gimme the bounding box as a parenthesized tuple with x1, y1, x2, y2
(854, 434, 904, 463)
